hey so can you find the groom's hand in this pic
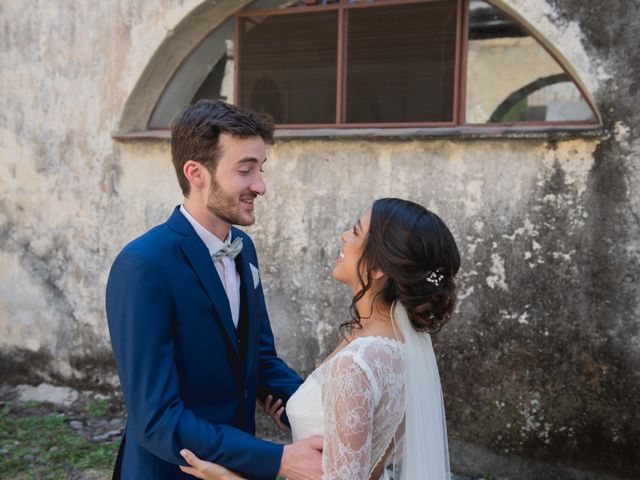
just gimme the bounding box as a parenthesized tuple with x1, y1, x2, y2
(277, 436, 323, 480)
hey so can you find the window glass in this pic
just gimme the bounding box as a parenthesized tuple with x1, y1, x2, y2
(238, 11, 338, 124)
(345, 1, 457, 123)
(148, 18, 234, 129)
(191, 40, 235, 106)
(346, 0, 457, 123)
(465, 0, 596, 124)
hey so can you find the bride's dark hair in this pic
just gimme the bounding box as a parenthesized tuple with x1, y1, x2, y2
(341, 198, 460, 336)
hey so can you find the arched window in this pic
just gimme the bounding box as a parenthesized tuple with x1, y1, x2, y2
(464, 1, 596, 125)
(138, 0, 600, 133)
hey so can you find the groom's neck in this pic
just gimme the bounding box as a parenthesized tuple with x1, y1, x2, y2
(182, 198, 231, 242)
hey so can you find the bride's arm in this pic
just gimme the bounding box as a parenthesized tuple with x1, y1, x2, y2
(179, 440, 323, 480)
(321, 353, 378, 480)
(179, 449, 246, 480)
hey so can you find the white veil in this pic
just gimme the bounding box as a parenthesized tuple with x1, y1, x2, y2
(392, 302, 451, 480)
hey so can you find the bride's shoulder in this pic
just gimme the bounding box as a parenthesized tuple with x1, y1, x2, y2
(339, 336, 404, 365)
(319, 336, 403, 376)
(351, 335, 403, 351)
(322, 337, 404, 392)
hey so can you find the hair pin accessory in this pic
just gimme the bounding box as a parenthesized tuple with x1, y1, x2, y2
(425, 270, 444, 287)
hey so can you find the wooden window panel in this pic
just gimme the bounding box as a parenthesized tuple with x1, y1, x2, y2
(238, 11, 338, 124)
(344, 1, 458, 124)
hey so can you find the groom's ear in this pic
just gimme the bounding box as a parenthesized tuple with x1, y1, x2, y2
(183, 160, 207, 190)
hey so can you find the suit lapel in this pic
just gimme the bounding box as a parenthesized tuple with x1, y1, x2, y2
(180, 234, 240, 359)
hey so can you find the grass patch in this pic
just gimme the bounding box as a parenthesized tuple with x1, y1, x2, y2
(0, 405, 118, 479)
(85, 399, 109, 418)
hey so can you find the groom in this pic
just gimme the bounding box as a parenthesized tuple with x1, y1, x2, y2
(106, 100, 322, 479)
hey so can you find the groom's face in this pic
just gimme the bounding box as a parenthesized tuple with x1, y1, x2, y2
(206, 133, 267, 227)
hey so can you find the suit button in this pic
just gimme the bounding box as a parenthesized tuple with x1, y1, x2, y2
(244, 389, 248, 398)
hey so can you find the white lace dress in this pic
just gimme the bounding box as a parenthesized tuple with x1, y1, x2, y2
(286, 336, 405, 480)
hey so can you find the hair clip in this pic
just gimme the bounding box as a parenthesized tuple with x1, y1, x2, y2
(425, 270, 444, 287)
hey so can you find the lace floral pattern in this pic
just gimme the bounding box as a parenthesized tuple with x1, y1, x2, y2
(315, 337, 405, 480)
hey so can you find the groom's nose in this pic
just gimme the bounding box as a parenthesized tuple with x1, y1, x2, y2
(250, 176, 266, 196)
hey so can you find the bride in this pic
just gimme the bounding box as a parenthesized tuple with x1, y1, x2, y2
(179, 197, 460, 480)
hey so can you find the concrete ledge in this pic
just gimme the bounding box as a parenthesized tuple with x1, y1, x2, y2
(112, 126, 609, 143)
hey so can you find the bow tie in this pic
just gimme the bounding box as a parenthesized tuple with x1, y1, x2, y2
(211, 236, 243, 262)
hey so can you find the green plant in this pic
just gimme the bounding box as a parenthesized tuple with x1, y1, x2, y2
(20, 401, 42, 410)
(0, 406, 118, 479)
(85, 399, 109, 418)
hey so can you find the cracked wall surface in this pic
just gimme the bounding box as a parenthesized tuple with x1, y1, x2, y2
(0, 0, 638, 478)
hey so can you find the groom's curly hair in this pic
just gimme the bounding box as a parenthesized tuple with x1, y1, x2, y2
(170, 99, 275, 196)
(342, 198, 461, 336)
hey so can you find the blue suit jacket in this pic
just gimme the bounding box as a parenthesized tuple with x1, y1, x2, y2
(106, 207, 303, 479)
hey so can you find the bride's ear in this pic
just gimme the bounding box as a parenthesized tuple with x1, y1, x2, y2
(371, 267, 386, 281)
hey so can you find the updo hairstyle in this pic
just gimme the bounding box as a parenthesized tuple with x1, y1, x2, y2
(343, 198, 461, 335)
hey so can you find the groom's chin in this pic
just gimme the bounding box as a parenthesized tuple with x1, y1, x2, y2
(235, 213, 255, 227)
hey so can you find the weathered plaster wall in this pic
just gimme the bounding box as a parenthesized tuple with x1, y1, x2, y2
(0, 0, 199, 386)
(1, 0, 638, 478)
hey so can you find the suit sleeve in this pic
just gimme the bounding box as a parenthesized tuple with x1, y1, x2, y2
(106, 249, 283, 480)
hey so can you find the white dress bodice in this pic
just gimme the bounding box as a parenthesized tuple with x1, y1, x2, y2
(286, 336, 405, 480)
(285, 370, 324, 442)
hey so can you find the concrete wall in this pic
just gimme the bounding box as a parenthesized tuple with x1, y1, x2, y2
(1, 0, 638, 478)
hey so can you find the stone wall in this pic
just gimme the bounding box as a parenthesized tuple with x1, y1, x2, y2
(0, 0, 638, 478)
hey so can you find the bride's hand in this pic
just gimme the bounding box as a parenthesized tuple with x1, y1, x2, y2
(262, 394, 290, 433)
(179, 449, 245, 480)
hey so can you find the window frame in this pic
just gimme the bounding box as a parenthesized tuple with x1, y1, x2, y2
(235, 0, 466, 128)
(138, 0, 601, 135)
(235, 0, 600, 129)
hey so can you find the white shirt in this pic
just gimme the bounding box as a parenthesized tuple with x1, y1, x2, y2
(180, 205, 241, 328)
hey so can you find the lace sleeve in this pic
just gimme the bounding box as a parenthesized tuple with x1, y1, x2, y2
(320, 351, 379, 480)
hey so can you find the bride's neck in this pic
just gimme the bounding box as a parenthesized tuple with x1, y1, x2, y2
(354, 291, 391, 329)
